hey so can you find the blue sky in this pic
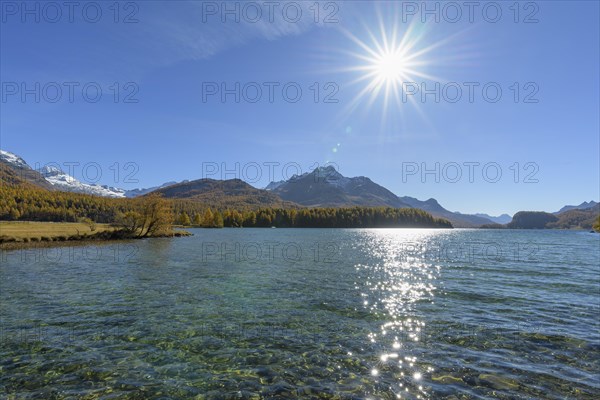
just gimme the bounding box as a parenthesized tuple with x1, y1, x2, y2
(1, 1, 598, 215)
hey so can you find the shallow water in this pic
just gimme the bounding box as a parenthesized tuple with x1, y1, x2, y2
(1, 229, 599, 399)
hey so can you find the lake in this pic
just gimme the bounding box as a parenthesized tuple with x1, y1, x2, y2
(1, 229, 599, 399)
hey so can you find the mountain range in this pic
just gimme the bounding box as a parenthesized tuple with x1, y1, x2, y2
(124, 181, 181, 198)
(264, 166, 495, 227)
(1, 150, 176, 199)
(38, 165, 128, 198)
(266, 166, 411, 208)
(152, 178, 296, 209)
(1, 149, 596, 228)
(473, 213, 513, 224)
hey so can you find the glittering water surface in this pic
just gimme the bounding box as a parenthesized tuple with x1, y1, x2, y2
(1, 229, 599, 399)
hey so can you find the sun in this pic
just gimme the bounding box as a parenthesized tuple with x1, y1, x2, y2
(372, 49, 407, 86)
(342, 19, 438, 115)
(338, 13, 459, 123)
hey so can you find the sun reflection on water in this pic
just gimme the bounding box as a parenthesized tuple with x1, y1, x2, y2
(354, 229, 449, 398)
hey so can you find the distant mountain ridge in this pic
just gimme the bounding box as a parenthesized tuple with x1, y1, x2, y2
(267, 166, 411, 208)
(555, 201, 598, 214)
(152, 178, 297, 209)
(38, 164, 127, 198)
(474, 213, 512, 224)
(0, 149, 181, 199)
(2, 150, 127, 197)
(399, 196, 494, 227)
(124, 181, 182, 198)
(267, 166, 494, 227)
(3, 149, 596, 228)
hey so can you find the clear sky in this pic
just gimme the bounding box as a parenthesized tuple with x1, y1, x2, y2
(1, 1, 598, 216)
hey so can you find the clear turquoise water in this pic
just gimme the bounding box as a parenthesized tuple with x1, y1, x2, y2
(1, 229, 599, 399)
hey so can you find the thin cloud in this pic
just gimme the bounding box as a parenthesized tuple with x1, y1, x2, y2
(138, 1, 323, 63)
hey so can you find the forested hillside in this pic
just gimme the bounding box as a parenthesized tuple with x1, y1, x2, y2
(0, 184, 452, 229)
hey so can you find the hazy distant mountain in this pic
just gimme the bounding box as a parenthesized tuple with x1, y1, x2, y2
(152, 178, 297, 209)
(474, 213, 512, 224)
(125, 181, 181, 198)
(555, 201, 598, 214)
(399, 197, 494, 228)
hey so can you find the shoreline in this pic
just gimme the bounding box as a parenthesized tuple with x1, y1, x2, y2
(0, 231, 193, 250)
(0, 221, 192, 250)
(0, 230, 192, 251)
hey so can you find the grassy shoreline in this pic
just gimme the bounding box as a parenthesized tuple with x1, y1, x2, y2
(0, 221, 191, 249)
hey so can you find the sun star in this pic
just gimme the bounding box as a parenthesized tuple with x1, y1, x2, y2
(338, 11, 463, 124)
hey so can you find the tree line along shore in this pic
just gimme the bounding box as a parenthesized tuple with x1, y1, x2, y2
(0, 185, 453, 247)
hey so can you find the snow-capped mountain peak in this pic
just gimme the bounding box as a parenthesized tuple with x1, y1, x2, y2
(313, 165, 350, 188)
(1, 149, 182, 198)
(0, 149, 31, 169)
(38, 165, 66, 177)
(266, 166, 349, 190)
(36, 165, 126, 198)
(265, 180, 286, 191)
(2, 148, 127, 198)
